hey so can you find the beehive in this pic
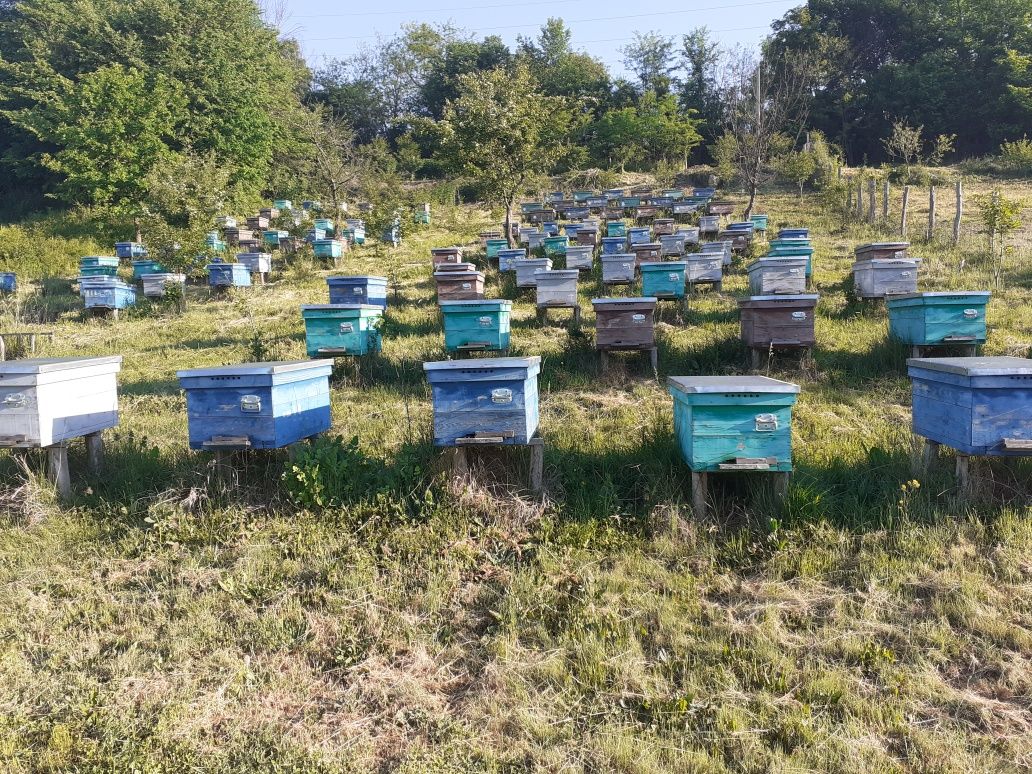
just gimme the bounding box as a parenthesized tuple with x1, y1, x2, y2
(677, 227, 700, 244)
(739, 294, 818, 350)
(640, 262, 687, 299)
(534, 269, 579, 307)
(749, 214, 769, 232)
(707, 200, 735, 215)
(747, 257, 808, 295)
(142, 273, 186, 299)
(423, 356, 540, 446)
(628, 227, 652, 246)
(83, 278, 137, 310)
(601, 237, 626, 256)
(631, 242, 662, 265)
(237, 253, 272, 276)
(514, 258, 552, 288)
(0, 357, 122, 448)
(224, 228, 254, 246)
(0, 273, 16, 293)
(313, 239, 345, 260)
(908, 357, 1032, 456)
(887, 292, 990, 346)
(565, 245, 594, 271)
(659, 234, 686, 256)
(852, 258, 920, 298)
(80, 256, 119, 270)
(208, 263, 251, 288)
(435, 270, 485, 302)
(654, 218, 675, 236)
(177, 360, 332, 450)
(486, 239, 509, 259)
(131, 259, 166, 280)
(301, 304, 382, 357)
(115, 242, 147, 259)
(601, 254, 636, 285)
(606, 221, 627, 238)
(855, 242, 909, 261)
(440, 300, 512, 353)
(543, 236, 568, 258)
(698, 215, 720, 234)
(498, 248, 527, 272)
(431, 247, 464, 266)
(684, 253, 723, 286)
(668, 376, 799, 472)
(326, 276, 388, 309)
(246, 216, 270, 231)
(592, 298, 657, 350)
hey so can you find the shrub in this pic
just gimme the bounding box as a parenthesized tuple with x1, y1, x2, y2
(0, 225, 103, 278)
(1000, 136, 1032, 172)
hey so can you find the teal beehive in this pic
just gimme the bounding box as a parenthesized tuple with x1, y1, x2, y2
(441, 300, 512, 353)
(640, 261, 687, 299)
(668, 376, 799, 472)
(485, 239, 508, 259)
(301, 304, 382, 357)
(887, 292, 990, 347)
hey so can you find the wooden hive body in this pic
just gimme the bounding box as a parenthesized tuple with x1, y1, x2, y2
(434, 270, 485, 302)
(739, 294, 819, 348)
(887, 292, 990, 345)
(177, 361, 333, 450)
(208, 263, 252, 288)
(0, 357, 122, 448)
(640, 262, 687, 299)
(301, 304, 382, 357)
(440, 300, 512, 352)
(326, 276, 388, 309)
(592, 298, 657, 350)
(908, 357, 1032, 456)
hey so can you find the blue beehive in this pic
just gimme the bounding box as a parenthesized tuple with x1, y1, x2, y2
(908, 357, 1032, 456)
(498, 248, 527, 272)
(887, 292, 990, 347)
(273, 199, 293, 211)
(641, 261, 688, 299)
(693, 187, 716, 198)
(208, 262, 252, 288)
(601, 237, 627, 256)
(543, 236, 568, 258)
(441, 300, 511, 353)
(80, 256, 120, 270)
(778, 228, 809, 239)
(301, 304, 382, 357)
(423, 356, 540, 446)
(572, 190, 593, 203)
(541, 222, 559, 237)
(263, 230, 289, 248)
(668, 376, 800, 472)
(562, 223, 580, 238)
(177, 360, 332, 450)
(115, 242, 147, 259)
(82, 277, 136, 310)
(619, 197, 642, 208)
(314, 218, 335, 236)
(326, 275, 388, 310)
(628, 227, 652, 246)
(749, 214, 769, 232)
(313, 239, 345, 260)
(0, 273, 15, 293)
(603, 188, 625, 200)
(305, 228, 327, 243)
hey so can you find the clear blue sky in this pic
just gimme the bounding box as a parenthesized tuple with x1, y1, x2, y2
(271, 0, 801, 75)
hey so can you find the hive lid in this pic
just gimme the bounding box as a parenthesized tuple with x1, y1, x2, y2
(177, 360, 332, 378)
(423, 355, 540, 372)
(533, 269, 579, 278)
(906, 356, 1032, 376)
(668, 375, 800, 394)
(326, 275, 388, 282)
(237, 252, 272, 258)
(852, 258, 920, 267)
(591, 297, 658, 305)
(0, 356, 122, 374)
(433, 270, 483, 280)
(856, 241, 910, 250)
(301, 304, 382, 311)
(601, 253, 636, 260)
(742, 294, 819, 302)
(438, 299, 512, 308)
(887, 291, 990, 301)
(641, 261, 687, 269)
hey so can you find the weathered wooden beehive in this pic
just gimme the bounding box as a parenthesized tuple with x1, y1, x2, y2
(301, 304, 382, 357)
(498, 248, 527, 272)
(854, 242, 909, 262)
(601, 254, 636, 285)
(707, 200, 735, 215)
(246, 216, 270, 231)
(659, 234, 686, 256)
(515, 258, 552, 288)
(852, 257, 920, 298)
(435, 262, 477, 273)
(909, 357, 1032, 456)
(739, 294, 818, 356)
(653, 218, 675, 236)
(747, 257, 808, 295)
(326, 276, 388, 309)
(431, 246, 464, 266)
(635, 206, 658, 220)
(565, 245, 594, 271)
(224, 228, 254, 247)
(718, 229, 750, 252)
(684, 253, 723, 289)
(0, 356, 122, 448)
(593, 297, 657, 351)
(677, 226, 700, 245)
(177, 360, 332, 450)
(630, 242, 662, 265)
(698, 215, 720, 234)
(435, 269, 485, 302)
(142, 273, 186, 299)
(534, 269, 579, 308)
(887, 292, 990, 350)
(640, 261, 687, 300)
(628, 226, 652, 246)
(259, 207, 281, 221)
(423, 356, 540, 446)
(440, 300, 512, 353)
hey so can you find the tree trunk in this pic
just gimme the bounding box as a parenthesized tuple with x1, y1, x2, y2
(504, 201, 515, 249)
(744, 182, 757, 220)
(134, 218, 142, 243)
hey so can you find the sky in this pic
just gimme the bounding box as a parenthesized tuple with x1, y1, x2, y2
(268, 0, 801, 76)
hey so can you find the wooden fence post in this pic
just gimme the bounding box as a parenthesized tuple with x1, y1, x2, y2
(901, 185, 910, 238)
(882, 180, 890, 221)
(856, 178, 864, 217)
(846, 183, 853, 213)
(927, 185, 937, 240)
(868, 179, 877, 224)
(953, 179, 963, 245)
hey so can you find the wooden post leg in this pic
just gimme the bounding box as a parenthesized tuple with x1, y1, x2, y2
(213, 450, 237, 489)
(537, 307, 546, 326)
(572, 305, 581, 328)
(911, 345, 923, 359)
(85, 432, 104, 473)
(956, 454, 971, 500)
(691, 471, 708, 519)
(649, 346, 658, 376)
(600, 350, 609, 373)
(529, 440, 544, 494)
(774, 472, 790, 500)
(451, 446, 469, 484)
(750, 349, 762, 371)
(919, 439, 939, 474)
(48, 444, 71, 501)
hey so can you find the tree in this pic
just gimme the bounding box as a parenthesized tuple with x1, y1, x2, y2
(679, 27, 723, 144)
(590, 107, 641, 172)
(718, 50, 816, 218)
(437, 63, 568, 246)
(518, 20, 610, 105)
(776, 150, 818, 197)
(975, 190, 1023, 286)
(294, 107, 367, 214)
(635, 91, 704, 170)
(881, 119, 923, 178)
(621, 32, 676, 96)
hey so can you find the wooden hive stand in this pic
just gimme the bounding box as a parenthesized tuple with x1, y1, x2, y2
(915, 437, 1031, 502)
(908, 340, 979, 359)
(449, 432, 544, 494)
(691, 461, 791, 520)
(599, 346, 659, 376)
(2, 432, 107, 501)
(0, 332, 54, 361)
(536, 302, 581, 328)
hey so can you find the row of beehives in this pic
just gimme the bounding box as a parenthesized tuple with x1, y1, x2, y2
(5, 350, 1028, 502)
(519, 186, 750, 225)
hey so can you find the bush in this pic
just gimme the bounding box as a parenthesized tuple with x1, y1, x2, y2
(1000, 136, 1032, 172)
(0, 225, 103, 278)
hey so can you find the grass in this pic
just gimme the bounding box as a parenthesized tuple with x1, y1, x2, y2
(0, 172, 1031, 771)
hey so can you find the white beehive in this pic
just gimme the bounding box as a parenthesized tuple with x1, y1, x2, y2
(535, 270, 579, 307)
(0, 357, 122, 448)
